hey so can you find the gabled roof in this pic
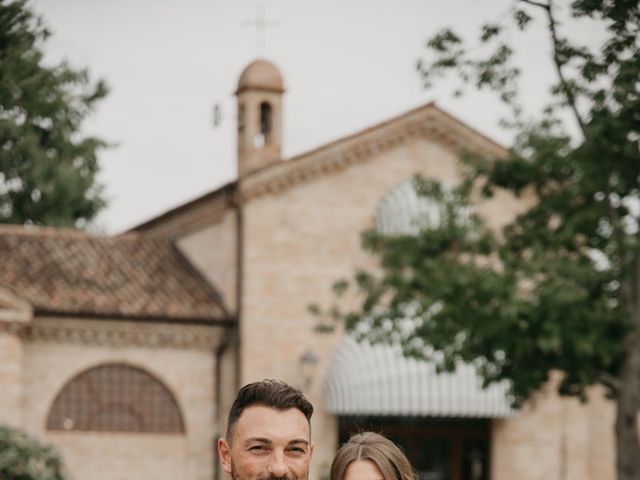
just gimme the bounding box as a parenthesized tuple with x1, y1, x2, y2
(0, 225, 228, 323)
(132, 181, 236, 237)
(239, 102, 507, 199)
(132, 102, 508, 237)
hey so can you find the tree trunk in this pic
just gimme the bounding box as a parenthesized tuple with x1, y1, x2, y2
(615, 303, 640, 480)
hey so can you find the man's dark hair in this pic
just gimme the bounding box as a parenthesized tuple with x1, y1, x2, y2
(226, 379, 314, 439)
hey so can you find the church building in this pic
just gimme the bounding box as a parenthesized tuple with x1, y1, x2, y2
(0, 59, 617, 480)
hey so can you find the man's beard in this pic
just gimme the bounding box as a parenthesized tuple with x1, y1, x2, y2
(230, 461, 303, 480)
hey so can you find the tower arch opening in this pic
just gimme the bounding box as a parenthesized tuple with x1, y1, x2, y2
(259, 101, 272, 144)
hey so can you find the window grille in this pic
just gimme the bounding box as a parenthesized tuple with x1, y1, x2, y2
(47, 364, 185, 433)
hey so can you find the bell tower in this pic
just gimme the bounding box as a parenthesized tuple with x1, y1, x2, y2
(235, 59, 284, 177)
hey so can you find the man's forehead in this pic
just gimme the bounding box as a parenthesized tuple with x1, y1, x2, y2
(232, 405, 311, 442)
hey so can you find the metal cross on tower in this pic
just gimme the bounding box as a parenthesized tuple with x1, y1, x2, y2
(243, 5, 277, 56)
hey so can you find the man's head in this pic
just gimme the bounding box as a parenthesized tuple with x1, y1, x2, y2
(218, 380, 314, 480)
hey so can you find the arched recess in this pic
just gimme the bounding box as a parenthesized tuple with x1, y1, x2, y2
(375, 177, 471, 236)
(47, 363, 185, 433)
(375, 177, 441, 236)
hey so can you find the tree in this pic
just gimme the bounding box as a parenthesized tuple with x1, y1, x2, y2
(315, 1, 639, 479)
(0, 425, 67, 480)
(0, 0, 108, 227)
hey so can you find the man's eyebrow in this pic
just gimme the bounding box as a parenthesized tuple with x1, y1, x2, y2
(288, 439, 310, 446)
(244, 437, 272, 445)
(242, 437, 310, 446)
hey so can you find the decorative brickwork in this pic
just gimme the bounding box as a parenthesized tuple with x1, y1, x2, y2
(24, 317, 224, 350)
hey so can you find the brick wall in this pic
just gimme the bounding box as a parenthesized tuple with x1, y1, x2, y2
(0, 329, 24, 428)
(21, 318, 220, 480)
(239, 137, 526, 478)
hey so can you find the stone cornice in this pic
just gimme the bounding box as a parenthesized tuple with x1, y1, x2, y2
(22, 317, 227, 350)
(0, 321, 25, 335)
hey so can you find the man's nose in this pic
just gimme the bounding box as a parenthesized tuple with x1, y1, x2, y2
(268, 451, 289, 478)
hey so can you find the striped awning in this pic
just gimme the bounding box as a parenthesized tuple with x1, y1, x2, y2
(324, 337, 513, 418)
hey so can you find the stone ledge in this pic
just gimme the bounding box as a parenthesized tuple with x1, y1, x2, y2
(22, 317, 226, 350)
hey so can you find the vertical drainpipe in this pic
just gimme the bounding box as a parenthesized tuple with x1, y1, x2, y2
(214, 331, 231, 480)
(213, 185, 244, 480)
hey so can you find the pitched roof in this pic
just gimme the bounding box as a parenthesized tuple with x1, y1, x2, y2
(0, 225, 228, 323)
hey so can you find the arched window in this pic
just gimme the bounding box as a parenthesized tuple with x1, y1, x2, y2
(47, 364, 185, 433)
(259, 101, 272, 142)
(375, 178, 471, 236)
(375, 178, 441, 236)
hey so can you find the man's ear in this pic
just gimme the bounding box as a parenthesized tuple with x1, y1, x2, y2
(309, 441, 315, 459)
(218, 437, 233, 475)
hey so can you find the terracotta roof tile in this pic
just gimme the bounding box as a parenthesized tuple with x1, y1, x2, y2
(0, 225, 227, 322)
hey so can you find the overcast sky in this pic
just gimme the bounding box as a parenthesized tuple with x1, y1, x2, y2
(30, 0, 586, 233)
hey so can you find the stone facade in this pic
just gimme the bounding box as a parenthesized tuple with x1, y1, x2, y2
(136, 59, 620, 479)
(184, 62, 618, 480)
(0, 288, 31, 429)
(234, 131, 617, 480)
(0, 329, 24, 429)
(239, 138, 477, 476)
(1, 314, 224, 480)
(156, 75, 618, 477)
(491, 380, 616, 480)
(1, 59, 623, 480)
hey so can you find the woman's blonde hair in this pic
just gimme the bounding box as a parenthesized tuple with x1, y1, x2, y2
(330, 432, 416, 480)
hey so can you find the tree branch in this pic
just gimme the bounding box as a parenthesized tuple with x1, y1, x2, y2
(520, 0, 550, 10)
(544, 1, 588, 136)
(598, 372, 622, 394)
(519, 0, 588, 136)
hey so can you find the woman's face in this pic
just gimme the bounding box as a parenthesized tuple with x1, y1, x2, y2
(344, 460, 384, 480)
